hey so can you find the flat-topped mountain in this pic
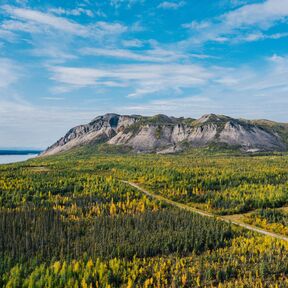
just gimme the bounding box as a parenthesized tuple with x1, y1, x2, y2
(42, 113, 288, 156)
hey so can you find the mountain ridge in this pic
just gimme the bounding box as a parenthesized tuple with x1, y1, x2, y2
(41, 113, 288, 156)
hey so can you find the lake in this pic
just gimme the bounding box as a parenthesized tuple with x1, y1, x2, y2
(0, 151, 40, 164)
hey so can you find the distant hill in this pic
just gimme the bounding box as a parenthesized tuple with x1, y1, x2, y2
(42, 113, 288, 156)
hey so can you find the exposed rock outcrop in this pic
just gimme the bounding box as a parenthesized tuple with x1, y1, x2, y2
(42, 113, 287, 156)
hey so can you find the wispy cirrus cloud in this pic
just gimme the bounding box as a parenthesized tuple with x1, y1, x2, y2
(122, 39, 143, 47)
(109, 0, 145, 8)
(121, 96, 218, 117)
(182, 21, 210, 30)
(48, 7, 95, 17)
(0, 58, 20, 89)
(48, 7, 106, 18)
(80, 46, 212, 63)
(158, 1, 186, 10)
(49, 63, 213, 97)
(80, 47, 191, 62)
(221, 0, 288, 29)
(0, 99, 98, 148)
(50, 52, 288, 111)
(2, 5, 89, 36)
(183, 0, 288, 44)
(119, 54, 288, 119)
(0, 5, 129, 65)
(0, 28, 15, 41)
(30, 46, 77, 64)
(237, 31, 288, 42)
(1, 5, 127, 38)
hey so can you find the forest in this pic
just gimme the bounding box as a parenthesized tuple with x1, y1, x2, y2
(1, 148, 288, 287)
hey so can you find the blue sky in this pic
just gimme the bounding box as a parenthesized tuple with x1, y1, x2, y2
(0, 0, 288, 148)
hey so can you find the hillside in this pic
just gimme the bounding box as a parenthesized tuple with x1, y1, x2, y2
(42, 113, 287, 156)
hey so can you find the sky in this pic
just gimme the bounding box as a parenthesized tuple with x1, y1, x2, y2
(0, 0, 288, 149)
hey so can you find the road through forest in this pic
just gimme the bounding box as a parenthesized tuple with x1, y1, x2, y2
(123, 181, 288, 242)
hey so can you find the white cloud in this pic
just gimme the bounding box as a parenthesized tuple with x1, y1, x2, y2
(121, 54, 288, 119)
(0, 100, 33, 116)
(49, 7, 94, 17)
(80, 47, 190, 62)
(70, 54, 288, 114)
(222, 0, 288, 29)
(0, 28, 16, 41)
(210, 55, 288, 102)
(94, 10, 107, 18)
(49, 63, 213, 97)
(158, 1, 185, 10)
(2, 19, 40, 34)
(241, 31, 288, 42)
(183, 0, 288, 44)
(182, 20, 210, 30)
(121, 96, 218, 116)
(2, 5, 89, 36)
(15, 0, 28, 5)
(1, 5, 127, 38)
(130, 21, 145, 32)
(217, 0, 252, 10)
(0, 99, 98, 148)
(109, 0, 145, 8)
(95, 21, 127, 34)
(50, 67, 105, 86)
(30, 47, 77, 61)
(122, 39, 143, 47)
(50, 52, 288, 100)
(0, 58, 19, 89)
(42, 97, 65, 101)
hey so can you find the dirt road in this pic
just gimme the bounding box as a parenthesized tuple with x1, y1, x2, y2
(123, 181, 288, 242)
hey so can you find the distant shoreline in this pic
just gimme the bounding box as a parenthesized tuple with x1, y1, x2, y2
(0, 150, 42, 156)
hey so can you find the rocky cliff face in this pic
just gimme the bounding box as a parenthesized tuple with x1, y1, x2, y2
(42, 113, 287, 156)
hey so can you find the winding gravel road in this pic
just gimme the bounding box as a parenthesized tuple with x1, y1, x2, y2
(123, 181, 288, 242)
